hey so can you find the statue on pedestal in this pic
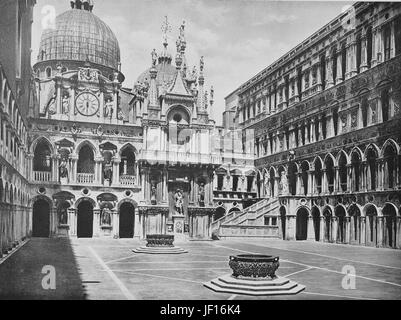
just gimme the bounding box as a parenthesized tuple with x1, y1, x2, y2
(103, 159, 113, 184)
(151, 183, 157, 205)
(62, 93, 70, 115)
(174, 189, 184, 215)
(198, 183, 205, 207)
(59, 208, 68, 225)
(104, 98, 113, 119)
(59, 157, 68, 179)
(101, 208, 111, 226)
(280, 171, 288, 194)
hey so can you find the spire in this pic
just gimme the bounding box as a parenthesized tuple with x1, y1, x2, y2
(70, 0, 94, 12)
(149, 49, 159, 107)
(176, 21, 188, 75)
(159, 16, 172, 65)
(197, 56, 205, 111)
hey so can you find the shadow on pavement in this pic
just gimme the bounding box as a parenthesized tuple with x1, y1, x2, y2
(0, 238, 86, 300)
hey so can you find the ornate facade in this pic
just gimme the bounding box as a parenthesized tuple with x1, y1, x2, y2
(27, 1, 239, 240)
(0, 0, 36, 257)
(218, 2, 401, 249)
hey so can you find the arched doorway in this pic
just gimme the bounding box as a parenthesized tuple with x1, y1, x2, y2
(382, 203, 397, 248)
(365, 205, 377, 246)
(296, 208, 308, 240)
(280, 206, 286, 240)
(323, 207, 332, 242)
(348, 204, 361, 244)
(77, 145, 95, 184)
(214, 207, 226, 221)
(32, 199, 50, 238)
(119, 203, 135, 238)
(77, 201, 94, 238)
(311, 206, 320, 241)
(335, 206, 346, 243)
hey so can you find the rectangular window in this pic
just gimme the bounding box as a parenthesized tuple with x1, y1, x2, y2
(271, 217, 277, 226)
(383, 25, 391, 61)
(396, 17, 401, 55)
(264, 217, 271, 226)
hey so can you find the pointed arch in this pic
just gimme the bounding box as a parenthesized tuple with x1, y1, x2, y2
(75, 140, 98, 156)
(30, 136, 54, 154)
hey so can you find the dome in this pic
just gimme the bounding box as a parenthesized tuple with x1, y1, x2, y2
(37, 8, 120, 70)
(137, 62, 177, 87)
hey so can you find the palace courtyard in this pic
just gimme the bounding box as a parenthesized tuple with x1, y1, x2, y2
(0, 238, 400, 300)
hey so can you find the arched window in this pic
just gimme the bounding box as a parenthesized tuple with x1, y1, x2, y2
(120, 146, 136, 186)
(383, 143, 397, 189)
(381, 89, 389, 122)
(338, 153, 348, 192)
(366, 27, 373, 68)
(33, 140, 52, 172)
(362, 97, 368, 127)
(78, 145, 95, 174)
(288, 162, 297, 196)
(366, 147, 377, 190)
(351, 152, 361, 192)
(325, 156, 335, 193)
(314, 159, 322, 194)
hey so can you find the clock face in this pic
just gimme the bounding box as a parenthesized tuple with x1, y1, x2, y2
(76, 92, 99, 116)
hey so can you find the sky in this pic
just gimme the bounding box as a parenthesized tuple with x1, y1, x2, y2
(32, 0, 353, 125)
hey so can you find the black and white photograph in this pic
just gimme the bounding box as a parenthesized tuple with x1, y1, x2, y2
(0, 0, 400, 307)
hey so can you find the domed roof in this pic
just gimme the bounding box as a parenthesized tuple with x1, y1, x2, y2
(37, 8, 120, 70)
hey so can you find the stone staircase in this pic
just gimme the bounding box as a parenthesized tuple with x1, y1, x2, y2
(212, 198, 280, 239)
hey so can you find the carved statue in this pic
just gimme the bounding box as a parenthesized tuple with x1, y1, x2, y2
(280, 171, 288, 194)
(103, 159, 113, 183)
(59, 208, 68, 225)
(200, 56, 204, 72)
(104, 98, 113, 119)
(101, 208, 111, 226)
(62, 93, 70, 115)
(59, 157, 68, 179)
(151, 183, 157, 205)
(117, 107, 124, 121)
(198, 183, 205, 207)
(174, 189, 184, 215)
(151, 48, 158, 66)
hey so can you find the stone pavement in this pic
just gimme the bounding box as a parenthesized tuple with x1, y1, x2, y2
(1, 237, 400, 300)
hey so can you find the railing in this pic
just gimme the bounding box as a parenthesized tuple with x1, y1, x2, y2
(33, 171, 52, 182)
(119, 175, 136, 186)
(77, 173, 95, 184)
(139, 150, 222, 165)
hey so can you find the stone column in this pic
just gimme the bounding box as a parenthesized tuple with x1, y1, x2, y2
(310, 119, 315, 143)
(307, 216, 315, 240)
(360, 32, 368, 72)
(336, 47, 343, 84)
(95, 157, 103, 185)
(298, 125, 303, 147)
(332, 216, 338, 243)
(371, 27, 378, 66)
(377, 215, 383, 247)
(360, 216, 366, 246)
(390, 20, 395, 59)
(308, 170, 314, 196)
(305, 121, 310, 144)
(334, 166, 339, 193)
(70, 154, 78, 183)
(346, 164, 352, 193)
(326, 50, 334, 89)
(345, 216, 351, 244)
(93, 209, 101, 237)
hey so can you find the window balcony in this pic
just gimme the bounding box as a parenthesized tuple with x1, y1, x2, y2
(119, 174, 136, 186)
(77, 173, 95, 184)
(139, 150, 221, 166)
(33, 171, 52, 182)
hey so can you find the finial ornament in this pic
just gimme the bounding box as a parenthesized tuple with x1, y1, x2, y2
(161, 15, 172, 46)
(210, 86, 214, 100)
(200, 56, 205, 73)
